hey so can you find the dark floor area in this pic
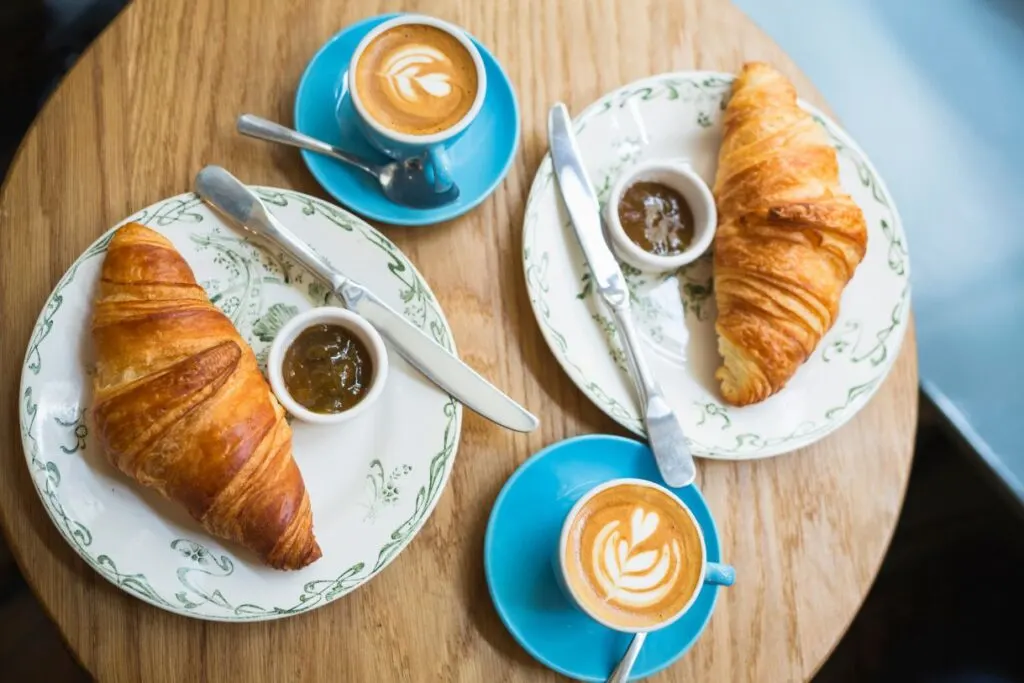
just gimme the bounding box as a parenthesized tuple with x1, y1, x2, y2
(0, 0, 126, 172)
(815, 402, 1024, 683)
(3, 2, 1024, 682)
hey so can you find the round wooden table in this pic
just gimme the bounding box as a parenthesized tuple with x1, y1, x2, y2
(0, 0, 918, 681)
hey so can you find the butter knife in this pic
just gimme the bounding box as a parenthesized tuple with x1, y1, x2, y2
(194, 165, 539, 433)
(547, 104, 696, 487)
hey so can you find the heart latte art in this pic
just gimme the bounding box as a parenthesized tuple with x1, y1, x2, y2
(354, 24, 479, 136)
(563, 483, 704, 629)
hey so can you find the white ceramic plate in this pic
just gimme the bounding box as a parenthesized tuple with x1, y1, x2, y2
(19, 189, 462, 621)
(523, 72, 910, 460)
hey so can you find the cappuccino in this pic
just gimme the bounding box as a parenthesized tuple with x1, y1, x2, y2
(353, 23, 479, 136)
(561, 480, 704, 630)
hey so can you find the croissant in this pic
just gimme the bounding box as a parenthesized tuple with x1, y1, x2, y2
(91, 222, 321, 569)
(712, 63, 868, 406)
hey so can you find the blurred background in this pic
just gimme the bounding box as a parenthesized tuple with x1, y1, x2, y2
(2, 1, 1023, 682)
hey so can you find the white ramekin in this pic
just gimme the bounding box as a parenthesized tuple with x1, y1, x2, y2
(267, 307, 389, 425)
(604, 159, 717, 272)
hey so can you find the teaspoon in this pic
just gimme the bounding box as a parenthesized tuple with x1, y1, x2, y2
(608, 632, 647, 683)
(236, 114, 460, 209)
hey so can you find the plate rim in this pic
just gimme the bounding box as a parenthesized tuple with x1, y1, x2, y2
(18, 187, 464, 621)
(521, 70, 912, 460)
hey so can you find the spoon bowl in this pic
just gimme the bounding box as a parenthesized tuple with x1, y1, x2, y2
(237, 114, 460, 209)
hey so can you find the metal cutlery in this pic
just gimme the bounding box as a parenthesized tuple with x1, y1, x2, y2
(608, 632, 647, 683)
(547, 103, 696, 487)
(194, 165, 538, 433)
(236, 114, 460, 209)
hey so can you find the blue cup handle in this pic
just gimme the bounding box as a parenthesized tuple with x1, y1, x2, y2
(705, 562, 736, 587)
(424, 145, 455, 192)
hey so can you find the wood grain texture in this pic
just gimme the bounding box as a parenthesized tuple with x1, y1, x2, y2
(0, 0, 918, 681)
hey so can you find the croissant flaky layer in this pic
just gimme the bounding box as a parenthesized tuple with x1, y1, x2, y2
(712, 63, 868, 406)
(91, 222, 321, 569)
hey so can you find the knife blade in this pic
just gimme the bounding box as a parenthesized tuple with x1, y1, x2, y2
(547, 104, 696, 487)
(194, 165, 539, 434)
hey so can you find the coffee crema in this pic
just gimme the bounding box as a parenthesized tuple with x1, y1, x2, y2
(354, 24, 478, 136)
(563, 483, 703, 630)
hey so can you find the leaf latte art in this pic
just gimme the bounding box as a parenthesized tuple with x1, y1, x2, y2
(563, 483, 704, 630)
(354, 24, 479, 136)
(590, 508, 683, 609)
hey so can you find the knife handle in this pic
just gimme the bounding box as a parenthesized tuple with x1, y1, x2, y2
(199, 166, 349, 293)
(610, 303, 697, 488)
(256, 208, 349, 293)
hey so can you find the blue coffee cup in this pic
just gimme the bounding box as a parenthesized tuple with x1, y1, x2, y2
(347, 14, 487, 193)
(554, 478, 735, 633)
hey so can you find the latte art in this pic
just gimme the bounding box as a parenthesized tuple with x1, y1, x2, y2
(381, 45, 457, 102)
(354, 24, 479, 136)
(563, 482, 704, 630)
(590, 507, 684, 610)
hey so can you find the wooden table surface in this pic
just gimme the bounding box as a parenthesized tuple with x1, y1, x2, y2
(0, 0, 918, 681)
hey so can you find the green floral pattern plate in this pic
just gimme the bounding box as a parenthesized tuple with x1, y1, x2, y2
(19, 189, 462, 620)
(523, 72, 910, 459)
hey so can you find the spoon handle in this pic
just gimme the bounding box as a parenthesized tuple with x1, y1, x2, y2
(608, 632, 647, 683)
(237, 114, 379, 177)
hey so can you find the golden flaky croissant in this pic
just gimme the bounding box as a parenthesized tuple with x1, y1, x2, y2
(712, 62, 868, 406)
(91, 223, 321, 569)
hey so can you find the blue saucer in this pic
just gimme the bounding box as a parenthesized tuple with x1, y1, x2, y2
(484, 435, 724, 682)
(294, 14, 520, 226)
